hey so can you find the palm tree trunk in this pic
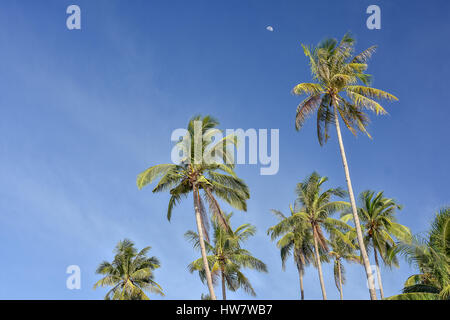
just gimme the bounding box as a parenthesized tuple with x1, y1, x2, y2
(295, 253, 305, 300)
(299, 270, 305, 300)
(312, 226, 327, 300)
(373, 247, 385, 299)
(333, 104, 377, 300)
(193, 186, 216, 300)
(337, 261, 343, 300)
(221, 269, 227, 300)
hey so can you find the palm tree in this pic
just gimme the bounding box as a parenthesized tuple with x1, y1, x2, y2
(329, 233, 362, 300)
(137, 115, 250, 300)
(186, 213, 267, 300)
(290, 172, 351, 300)
(387, 207, 450, 300)
(93, 239, 163, 300)
(343, 190, 411, 298)
(267, 208, 315, 300)
(293, 33, 398, 299)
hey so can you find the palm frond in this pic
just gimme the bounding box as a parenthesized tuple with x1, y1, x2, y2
(295, 94, 322, 130)
(137, 164, 178, 190)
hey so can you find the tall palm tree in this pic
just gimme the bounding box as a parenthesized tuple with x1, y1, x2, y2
(293, 33, 398, 299)
(343, 190, 411, 298)
(328, 233, 362, 300)
(186, 213, 267, 300)
(290, 172, 351, 300)
(267, 208, 315, 300)
(93, 239, 163, 300)
(137, 115, 250, 300)
(387, 207, 450, 300)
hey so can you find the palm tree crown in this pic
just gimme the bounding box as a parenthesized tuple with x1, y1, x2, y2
(137, 115, 249, 229)
(329, 233, 361, 300)
(290, 172, 351, 299)
(388, 207, 450, 300)
(267, 207, 316, 300)
(342, 190, 411, 298)
(186, 213, 267, 299)
(293, 33, 397, 144)
(93, 239, 163, 300)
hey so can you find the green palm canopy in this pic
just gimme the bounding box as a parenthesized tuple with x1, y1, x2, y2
(293, 33, 398, 143)
(342, 190, 411, 299)
(267, 207, 316, 300)
(137, 115, 249, 226)
(186, 213, 267, 300)
(289, 172, 351, 300)
(93, 239, 163, 300)
(329, 232, 361, 300)
(387, 207, 450, 300)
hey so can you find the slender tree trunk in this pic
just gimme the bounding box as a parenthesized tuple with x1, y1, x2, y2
(373, 247, 384, 299)
(221, 269, 227, 300)
(333, 104, 377, 300)
(337, 261, 343, 300)
(299, 271, 305, 300)
(295, 252, 305, 300)
(193, 186, 216, 300)
(312, 226, 327, 300)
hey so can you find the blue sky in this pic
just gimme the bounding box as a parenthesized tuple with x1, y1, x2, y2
(0, 0, 449, 299)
